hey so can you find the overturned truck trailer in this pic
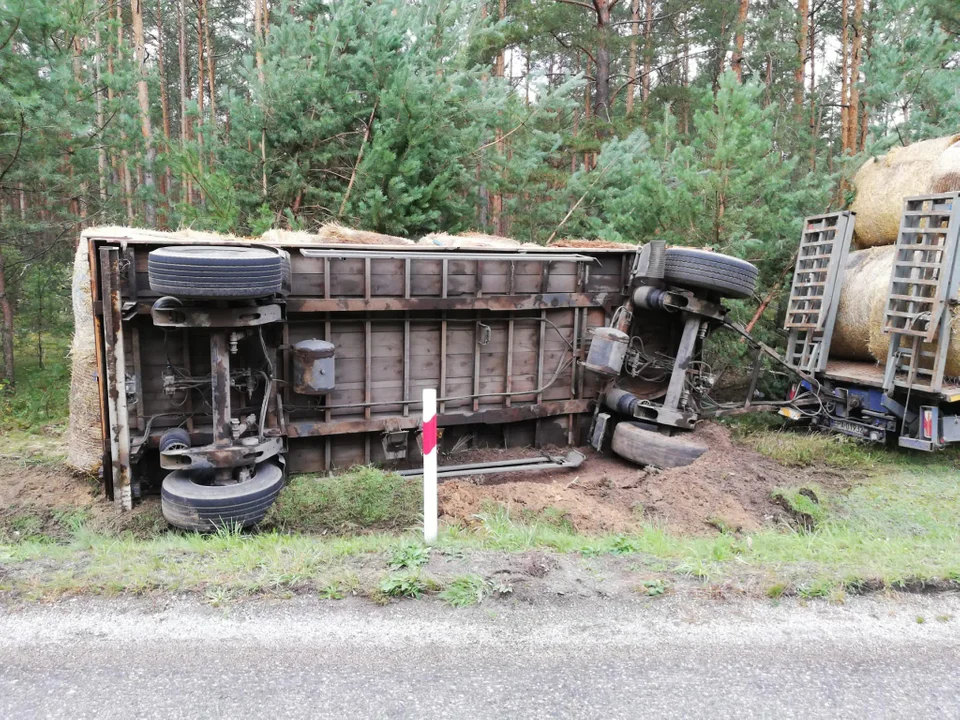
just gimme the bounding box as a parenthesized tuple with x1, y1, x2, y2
(84, 228, 637, 527)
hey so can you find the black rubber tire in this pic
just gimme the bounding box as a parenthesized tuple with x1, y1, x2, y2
(148, 246, 283, 299)
(662, 248, 758, 299)
(611, 422, 708, 469)
(161, 459, 285, 532)
(158, 428, 191, 452)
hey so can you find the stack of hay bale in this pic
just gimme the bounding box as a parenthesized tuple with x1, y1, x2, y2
(831, 134, 960, 371)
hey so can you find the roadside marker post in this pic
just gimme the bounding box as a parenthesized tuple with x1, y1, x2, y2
(422, 389, 438, 544)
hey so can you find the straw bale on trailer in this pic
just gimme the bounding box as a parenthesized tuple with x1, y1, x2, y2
(419, 232, 522, 248)
(67, 239, 102, 475)
(932, 141, 960, 194)
(548, 238, 628, 249)
(262, 224, 413, 246)
(850, 134, 960, 248)
(831, 245, 960, 377)
(830, 247, 894, 361)
(419, 232, 542, 249)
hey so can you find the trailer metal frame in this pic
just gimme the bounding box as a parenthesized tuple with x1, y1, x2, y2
(86, 228, 639, 507)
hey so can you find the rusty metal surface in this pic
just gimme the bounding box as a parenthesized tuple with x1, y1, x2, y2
(99, 247, 133, 510)
(286, 399, 593, 438)
(210, 331, 232, 446)
(151, 303, 282, 328)
(161, 436, 283, 471)
(292, 339, 335, 395)
(286, 293, 616, 313)
(90, 233, 633, 482)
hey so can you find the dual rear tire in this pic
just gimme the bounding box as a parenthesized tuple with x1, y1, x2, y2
(161, 460, 285, 533)
(662, 248, 758, 299)
(148, 246, 286, 299)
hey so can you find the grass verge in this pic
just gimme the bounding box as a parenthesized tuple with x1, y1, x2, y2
(1, 421, 959, 603)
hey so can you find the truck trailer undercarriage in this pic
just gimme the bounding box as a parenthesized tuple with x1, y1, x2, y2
(87, 227, 780, 530)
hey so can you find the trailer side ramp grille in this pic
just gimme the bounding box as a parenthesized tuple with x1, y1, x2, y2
(882, 193, 960, 395)
(784, 212, 856, 373)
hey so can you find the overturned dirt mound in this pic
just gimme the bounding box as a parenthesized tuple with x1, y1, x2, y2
(438, 423, 842, 535)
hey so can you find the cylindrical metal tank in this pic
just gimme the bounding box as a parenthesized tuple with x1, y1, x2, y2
(583, 327, 629, 377)
(604, 388, 639, 415)
(292, 339, 336, 394)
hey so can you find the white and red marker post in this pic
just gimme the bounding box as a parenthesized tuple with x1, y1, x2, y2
(422, 388, 438, 544)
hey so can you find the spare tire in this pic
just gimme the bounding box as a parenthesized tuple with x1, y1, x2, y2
(161, 459, 285, 532)
(158, 427, 191, 452)
(663, 248, 758, 299)
(148, 246, 283, 299)
(611, 422, 707, 469)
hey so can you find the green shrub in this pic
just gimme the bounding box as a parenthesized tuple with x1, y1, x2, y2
(266, 466, 421, 533)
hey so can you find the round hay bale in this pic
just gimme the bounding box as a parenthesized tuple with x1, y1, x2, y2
(851, 134, 960, 248)
(866, 292, 960, 378)
(67, 240, 103, 475)
(833, 244, 960, 376)
(932, 140, 960, 194)
(831, 247, 895, 360)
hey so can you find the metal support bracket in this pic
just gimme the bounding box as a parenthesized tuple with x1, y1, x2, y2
(151, 302, 282, 328)
(160, 436, 283, 471)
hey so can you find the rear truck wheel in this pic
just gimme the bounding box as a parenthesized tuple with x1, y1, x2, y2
(148, 246, 284, 299)
(161, 459, 285, 532)
(662, 248, 758, 299)
(611, 421, 708, 469)
(158, 428, 191, 452)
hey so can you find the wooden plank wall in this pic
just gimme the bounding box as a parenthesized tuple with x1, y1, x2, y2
(123, 243, 630, 471)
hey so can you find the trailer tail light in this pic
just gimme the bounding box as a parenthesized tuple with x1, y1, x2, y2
(787, 384, 798, 401)
(921, 409, 934, 440)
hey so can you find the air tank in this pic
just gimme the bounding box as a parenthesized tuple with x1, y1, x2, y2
(583, 327, 629, 377)
(292, 339, 336, 394)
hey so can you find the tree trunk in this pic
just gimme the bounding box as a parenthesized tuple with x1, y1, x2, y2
(593, 0, 612, 121)
(641, 0, 653, 104)
(94, 24, 108, 203)
(858, 0, 873, 152)
(682, 11, 689, 133)
(488, 0, 506, 235)
(732, 0, 749, 82)
(156, 0, 173, 215)
(794, 0, 809, 109)
(809, 2, 817, 170)
(197, 4, 204, 129)
(254, 0, 268, 197)
(625, 0, 639, 116)
(840, 0, 850, 152)
(196, 1, 206, 198)
(202, 0, 216, 124)
(178, 0, 191, 205)
(106, 0, 117, 187)
(848, 0, 864, 154)
(117, 0, 135, 223)
(764, 53, 772, 106)
(0, 251, 14, 384)
(71, 36, 89, 224)
(132, 0, 156, 227)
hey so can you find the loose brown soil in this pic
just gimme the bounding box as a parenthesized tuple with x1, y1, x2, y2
(439, 423, 847, 535)
(0, 452, 166, 540)
(1, 423, 848, 539)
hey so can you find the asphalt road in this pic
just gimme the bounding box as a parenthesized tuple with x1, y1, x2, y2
(1, 595, 959, 719)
